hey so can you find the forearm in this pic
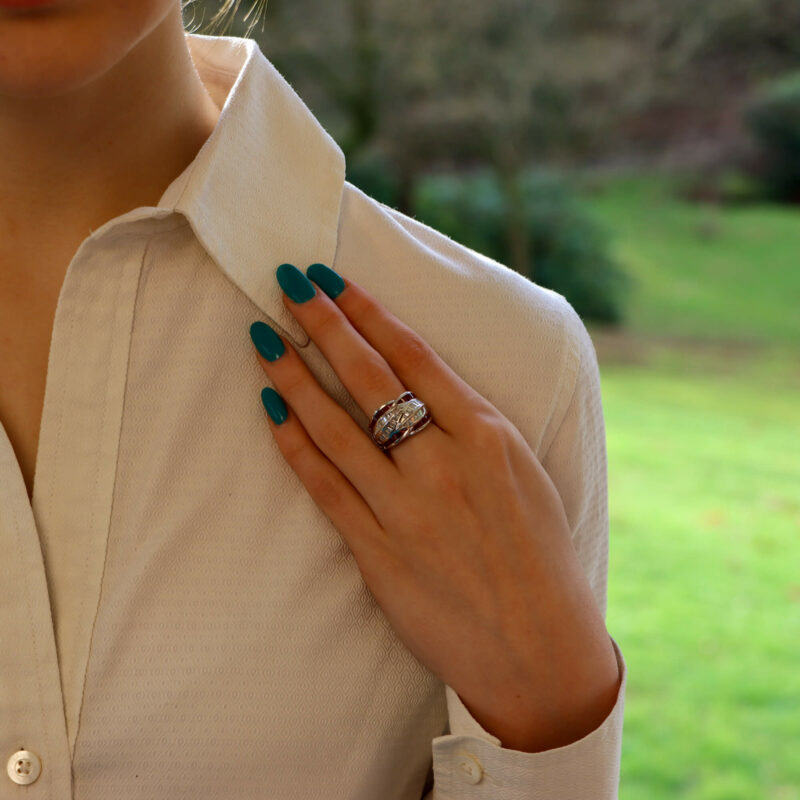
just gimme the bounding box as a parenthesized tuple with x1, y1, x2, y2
(455, 549, 621, 753)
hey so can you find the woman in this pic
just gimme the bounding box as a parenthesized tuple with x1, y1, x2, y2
(0, 1, 627, 797)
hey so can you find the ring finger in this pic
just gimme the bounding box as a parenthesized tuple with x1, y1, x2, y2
(275, 264, 446, 466)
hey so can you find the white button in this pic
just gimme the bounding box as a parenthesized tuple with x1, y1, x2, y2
(455, 751, 483, 785)
(7, 750, 42, 785)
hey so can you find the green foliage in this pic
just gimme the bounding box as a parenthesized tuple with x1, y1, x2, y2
(744, 71, 800, 202)
(712, 170, 766, 205)
(345, 150, 401, 209)
(676, 169, 766, 206)
(409, 169, 632, 324)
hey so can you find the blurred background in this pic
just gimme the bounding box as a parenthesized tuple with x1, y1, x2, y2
(183, 2, 800, 797)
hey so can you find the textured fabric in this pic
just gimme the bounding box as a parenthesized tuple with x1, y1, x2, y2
(0, 32, 627, 800)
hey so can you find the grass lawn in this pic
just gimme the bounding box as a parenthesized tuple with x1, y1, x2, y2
(579, 174, 800, 799)
(582, 174, 800, 347)
(601, 364, 800, 799)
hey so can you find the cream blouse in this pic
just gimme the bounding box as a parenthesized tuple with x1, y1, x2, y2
(0, 32, 627, 799)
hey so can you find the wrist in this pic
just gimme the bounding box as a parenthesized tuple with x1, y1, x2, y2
(460, 630, 621, 752)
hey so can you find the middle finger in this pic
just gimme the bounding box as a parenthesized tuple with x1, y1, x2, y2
(275, 263, 439, 455)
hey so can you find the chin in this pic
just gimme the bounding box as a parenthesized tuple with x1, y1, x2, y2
(0, 17, 108, 98)
(0, 0, 172, 99)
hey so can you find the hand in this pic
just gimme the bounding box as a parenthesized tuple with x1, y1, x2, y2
(249, 262, 620, 752)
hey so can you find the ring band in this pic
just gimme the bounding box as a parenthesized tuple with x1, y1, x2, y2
(368, 390, 433, 451)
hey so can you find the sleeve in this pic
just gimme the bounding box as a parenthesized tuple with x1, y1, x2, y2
(421, 300, 627, 799)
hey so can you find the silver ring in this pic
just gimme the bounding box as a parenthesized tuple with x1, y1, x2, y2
(368, 390, 433, 452)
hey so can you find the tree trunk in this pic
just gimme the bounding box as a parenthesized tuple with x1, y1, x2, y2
(492, 136, 532, 280)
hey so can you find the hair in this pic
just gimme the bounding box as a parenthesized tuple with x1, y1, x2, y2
(182, 0, 269, 39)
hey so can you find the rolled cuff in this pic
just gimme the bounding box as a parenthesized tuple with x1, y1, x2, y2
(429, 633, 627, 799)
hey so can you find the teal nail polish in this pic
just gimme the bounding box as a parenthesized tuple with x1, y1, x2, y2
(277, 262, 316, 304)
(261, 387, 288, 424)
(250, 320, 285, 361)
(306, 262, 345, 300)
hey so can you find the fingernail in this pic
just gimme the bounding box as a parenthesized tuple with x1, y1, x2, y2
(306, 262, 345, 299)
(277, 262, 316, 304)
(261, 387, 288, 424)
(249, 320, 285, 362)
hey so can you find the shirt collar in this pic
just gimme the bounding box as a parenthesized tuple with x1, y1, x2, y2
(157, 33, 346, 348)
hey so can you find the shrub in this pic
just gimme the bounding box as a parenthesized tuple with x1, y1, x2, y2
(676, 168, 765, 206)
(744, 71, 800, 203)
(411, 168, 631, 324)
(345, 150, 401, 209)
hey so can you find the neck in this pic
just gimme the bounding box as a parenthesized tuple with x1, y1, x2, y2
(0, 8, 220, 268)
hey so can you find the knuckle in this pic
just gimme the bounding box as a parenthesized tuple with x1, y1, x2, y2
(279, 371, 306, 399)
(344, 287, 377, 329)
(319, 413, 353, 456)
(392, 333, 433, 373)
(276, 354, 309, 398)
(466, 412, 511, 455)
(308, 472, 343, 510)
(355, 353, 393, 397)
(278, 426, 308, 463)
(314, 304, 344, 338)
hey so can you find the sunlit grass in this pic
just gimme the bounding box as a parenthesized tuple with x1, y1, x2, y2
(583, 174, 800, 346)
(578, 174, 800, 799)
